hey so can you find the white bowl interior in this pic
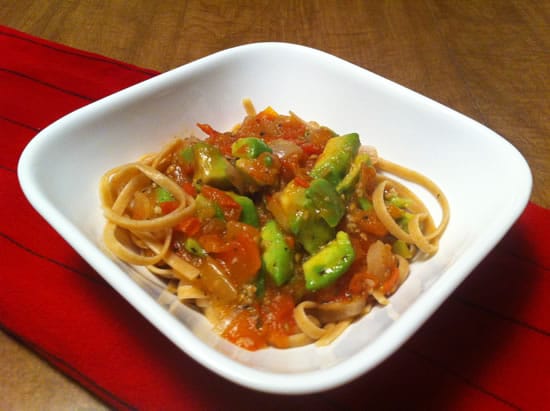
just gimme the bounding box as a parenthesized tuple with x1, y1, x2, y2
(18, 43, 531, 394)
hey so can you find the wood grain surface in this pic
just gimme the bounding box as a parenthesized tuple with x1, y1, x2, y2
(1, 0, 548, 409)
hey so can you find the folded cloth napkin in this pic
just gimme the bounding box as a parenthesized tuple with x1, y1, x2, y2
(1, 25, 548, 410)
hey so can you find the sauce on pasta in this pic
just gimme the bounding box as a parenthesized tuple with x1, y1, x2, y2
(99, 101, 449, 350)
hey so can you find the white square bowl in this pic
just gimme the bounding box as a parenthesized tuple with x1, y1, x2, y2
(17, 43, 532, 394)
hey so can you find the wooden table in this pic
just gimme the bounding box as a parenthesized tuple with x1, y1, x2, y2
(1, 1, 548, 408)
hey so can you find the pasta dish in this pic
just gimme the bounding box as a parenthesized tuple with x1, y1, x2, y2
(99, 101, 449, 350)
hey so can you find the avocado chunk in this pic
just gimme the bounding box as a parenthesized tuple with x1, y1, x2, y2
(194, 193, 224, 219)
(155, 186, 175, 203)
(231, 137, 272, 159)
(192, 142, 244, 191)
(310, 133, 360, 186)
(294, 217, 335, 255)
(306, 178, 345, 227)
(271, 179, 335, 254)
(336, 152, 371, 194)
(392, 239, 413, 259)
(260, 220, 294, 286)
(179, 145, 195, 167)
(227, 192, 260, 227)
(303, 231, 355, 292)
(358, 197, 373, 211)
(184, 237, 207, 257)
(276, 179, 309, 233)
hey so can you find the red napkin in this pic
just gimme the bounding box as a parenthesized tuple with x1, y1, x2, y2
(1, 25, 548, 410)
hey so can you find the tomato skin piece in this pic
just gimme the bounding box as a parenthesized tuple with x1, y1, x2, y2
(236, 110, 306, 143)
(200, 185, 242, 221)
(353, 209, 388, 237)
(175, 216, 201, 237)
(198, 233, 232, 253)
(197, 123, 238, 155)
(215, 232, 261, 285)
(196, 123, 218, 138)
(348, 271, 379, 296)
(300, 141, 324, 155)
(222, 306, 266, 351)
(222, 290, 299, 351)
(200, 185, 238, 207)
(198, 221, 262, 285)
(159, 200, 179, 215)
(256, 106, 279, 121)
(226, 220, 260, 243)
(181, 181, 197, 197)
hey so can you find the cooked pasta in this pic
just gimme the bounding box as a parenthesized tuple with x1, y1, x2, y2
(99, 101, 449, 350)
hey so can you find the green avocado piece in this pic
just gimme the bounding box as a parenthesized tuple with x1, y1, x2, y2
(155, 186, 175, 203)
(227, 192, 260, 227)
(336, 152, 371, 194)
(306, 178, 345, 228)
(179, 145, 195, 166)
(260, 220, 294, 286)
(295, 217, 335, 255)
(275, 179, 335, 254)
(358, 197, 373, 211)
(392, 239, 413, 259)
(303, 231, 355, 292)
(231, 137, 272, 159)
(192, 142, 243, 191)
(273, 179, 309, 233)
(184, 237, 207, 257)
(310, 133, 361, 186)
(194, 193, 224, 219)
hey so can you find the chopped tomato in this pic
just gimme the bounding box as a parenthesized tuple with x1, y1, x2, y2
(279, 154, 304, 182)
(175, 216, 201, 237)
(256, 106, 279, 120)
(215, 232, 261, 285)
(198, 223, 261, 285)
(196, 123, 219, 138)
(262, 291, 299, 348)
(222, 290, 299, 351)
(200, 185, 242, 221)
(284, 235, 295, 249)
(197, 123, 237, 155)
(222, 306, 266, 351)
(356, 210, 389, 237)
(198, 233, 233, 253)
(277, 115, 307, 141)
(300, 141, 323, 155)
(235, 111, 306, 143)
(348, 271, 379, 296)
(159, 200, 179, 215)
(181, 181, 197, 197)
(226, 221, 260, 243)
